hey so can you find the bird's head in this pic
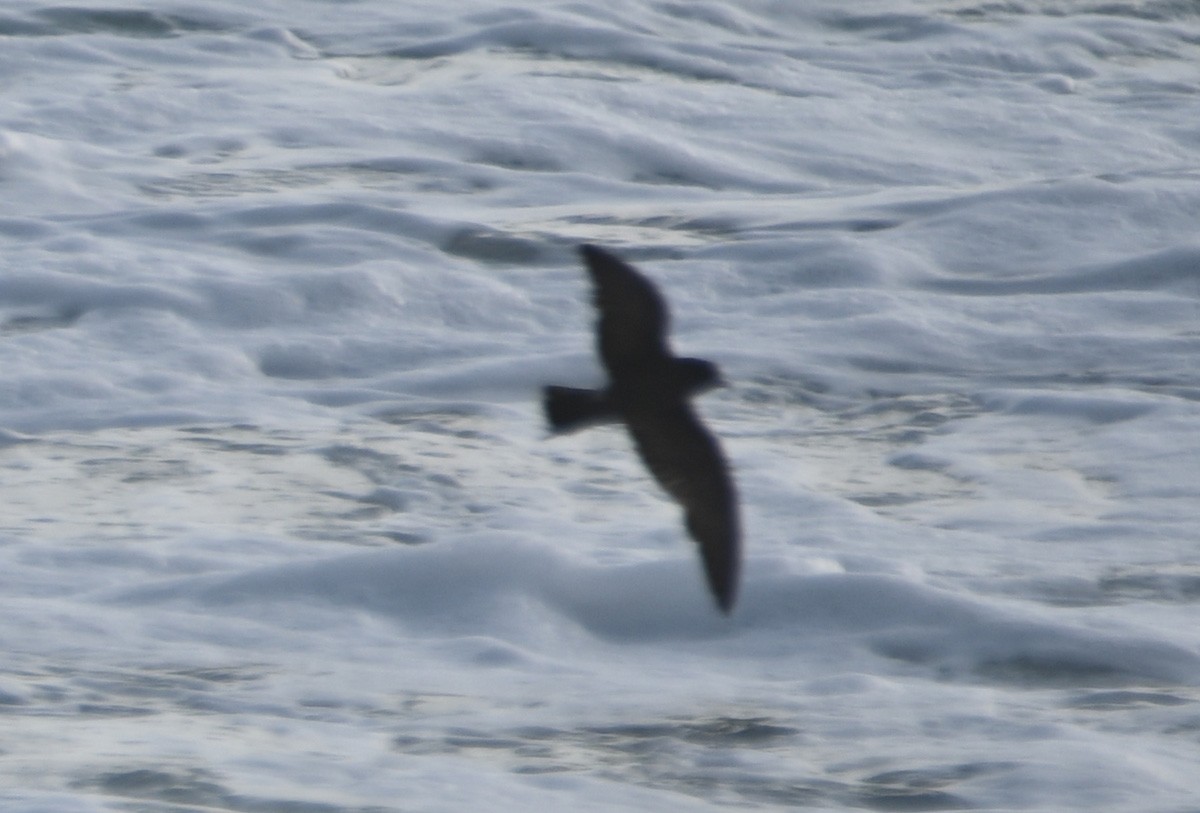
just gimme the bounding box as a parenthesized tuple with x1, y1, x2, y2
(674, 357, 725, 395)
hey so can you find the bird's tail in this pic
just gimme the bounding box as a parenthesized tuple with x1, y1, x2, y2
(543, 386, 616, 433)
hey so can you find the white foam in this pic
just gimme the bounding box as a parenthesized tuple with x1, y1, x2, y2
(3, 1, 1200, 810)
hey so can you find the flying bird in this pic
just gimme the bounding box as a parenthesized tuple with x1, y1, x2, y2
(543, 244, 740, 613)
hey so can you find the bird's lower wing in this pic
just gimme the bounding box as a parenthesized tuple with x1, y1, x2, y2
(626, 405, 740, 613)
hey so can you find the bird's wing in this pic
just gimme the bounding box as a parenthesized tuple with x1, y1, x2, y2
(626, 404, 740, 613)
(579, 244, 671, 375)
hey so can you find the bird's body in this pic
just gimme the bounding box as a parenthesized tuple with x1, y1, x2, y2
(543, 244, 741, 613)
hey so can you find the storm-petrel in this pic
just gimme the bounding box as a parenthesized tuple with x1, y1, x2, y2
(543, 244, 740, 613)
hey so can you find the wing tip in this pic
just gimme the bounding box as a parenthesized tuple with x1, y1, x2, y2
(578, 243, 622, 278)
(708, 558, 739, 614)
(699, 527, 740, 615)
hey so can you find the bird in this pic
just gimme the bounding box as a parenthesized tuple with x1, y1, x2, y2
(543, 244, 740, 613)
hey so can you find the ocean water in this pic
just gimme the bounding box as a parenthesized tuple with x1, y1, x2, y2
(3, 1, 1200, 810)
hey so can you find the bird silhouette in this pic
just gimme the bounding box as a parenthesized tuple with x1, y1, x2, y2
(543, 244, 740, 613)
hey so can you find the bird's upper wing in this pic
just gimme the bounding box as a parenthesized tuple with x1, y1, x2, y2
(626, 403, 740, 613)
(579, 244, 671, 376)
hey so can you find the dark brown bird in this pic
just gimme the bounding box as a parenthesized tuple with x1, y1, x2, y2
(543, 244, 740, 613)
